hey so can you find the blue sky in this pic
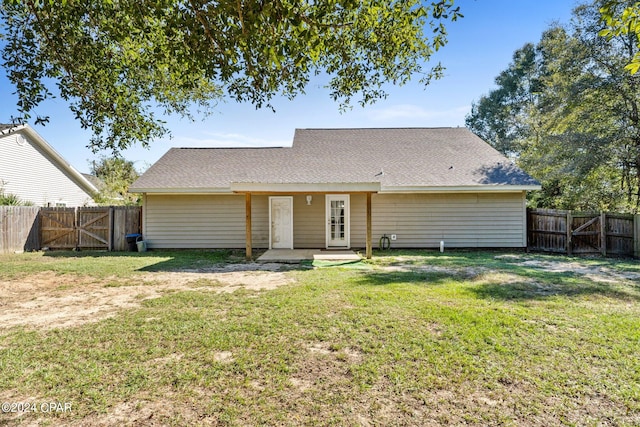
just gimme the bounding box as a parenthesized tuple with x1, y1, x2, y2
(0, 0, 579, 173)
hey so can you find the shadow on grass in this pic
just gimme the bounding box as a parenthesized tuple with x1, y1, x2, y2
(41, 249, 302, 273)
(353, 265, 640, 302)
(42, 250, 149, 258)
(468, 280, 640, 302)
(353, 270, 460, 287)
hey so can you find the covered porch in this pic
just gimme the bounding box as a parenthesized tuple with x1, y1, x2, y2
(236, 183, 380, 261)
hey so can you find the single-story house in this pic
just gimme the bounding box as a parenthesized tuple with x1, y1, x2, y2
(130, 128, 540, 258)
(0, 123, 99, 206)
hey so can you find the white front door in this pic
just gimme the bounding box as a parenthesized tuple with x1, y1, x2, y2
(270, 197, 293, 249)
(326, 195, 350, 248)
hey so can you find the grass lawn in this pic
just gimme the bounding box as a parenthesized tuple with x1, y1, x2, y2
(0, 249, 638, 426)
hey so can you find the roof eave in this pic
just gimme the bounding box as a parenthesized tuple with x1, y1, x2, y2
(128, 187, 234, 194)
(130, 183, 541, 194)
(381, 185, 541, 193)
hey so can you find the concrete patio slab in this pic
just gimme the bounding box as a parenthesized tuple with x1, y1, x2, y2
(256, 249, 362, 263)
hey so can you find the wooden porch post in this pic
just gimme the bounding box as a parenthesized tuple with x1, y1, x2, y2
(366, 192, 372, 259)
(245, 193, 252, 260)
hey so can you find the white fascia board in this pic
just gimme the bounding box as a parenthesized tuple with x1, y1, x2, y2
(380, 185, 541, 193)
(131, 183, 541, 195)
(230, 182, 381, 193)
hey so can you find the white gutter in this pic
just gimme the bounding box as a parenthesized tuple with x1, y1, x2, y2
(380, 185, 541, 193)
(131, 183, 541, 194)
(128, 187, 234, 194)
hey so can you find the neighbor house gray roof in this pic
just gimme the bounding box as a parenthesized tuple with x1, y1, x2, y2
(130, 128, 540, 193)
(81, 174, 105, 191)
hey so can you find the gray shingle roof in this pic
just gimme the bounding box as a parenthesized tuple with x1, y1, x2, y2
(81, 174, 105, 190)
(130, 128, 539, 192)
(0, 123, 17, 132)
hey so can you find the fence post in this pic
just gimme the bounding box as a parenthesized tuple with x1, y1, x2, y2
(635, 214, 640, 258)
(600, 211, 607, 257)
(566, 210, 572, 256)
(525, 208, 530, 252)
(108, 207, 114, 252)
(74, 207, 79, 250)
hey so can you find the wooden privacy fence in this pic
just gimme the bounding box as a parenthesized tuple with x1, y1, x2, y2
(40, 206, 141, 251)
(527, 208, 639, 257)
(0, 206, 141, 253)
(0, 206, 41, 253)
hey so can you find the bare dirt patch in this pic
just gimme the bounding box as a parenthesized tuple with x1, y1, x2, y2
(380, 264, 488, 278)
(516, 259, 640, 283)
(0, 264, 293, 330)
(382, 255, 639, 287)
(73, 394, 202, 427)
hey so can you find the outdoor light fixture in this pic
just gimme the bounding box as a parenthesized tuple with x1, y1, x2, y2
(306, 195, 312, 205)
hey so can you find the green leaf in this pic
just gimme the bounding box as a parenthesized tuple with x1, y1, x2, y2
(0, 0, 463, 152)
(623, 61, 640, 74)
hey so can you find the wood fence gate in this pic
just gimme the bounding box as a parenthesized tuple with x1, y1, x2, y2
(527, 208, 638, 257)
(40, 206, 141, 251)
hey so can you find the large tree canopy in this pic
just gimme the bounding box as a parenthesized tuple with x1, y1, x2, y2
(0, 0, 461, 152)
(600, 0, 640, 72)
(467, 0, 640, 213)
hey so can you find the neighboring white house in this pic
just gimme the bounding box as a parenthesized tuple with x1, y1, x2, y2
(0, 123, 98, 206)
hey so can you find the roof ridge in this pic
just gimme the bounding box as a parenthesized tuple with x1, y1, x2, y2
(172, 146, 287, 150)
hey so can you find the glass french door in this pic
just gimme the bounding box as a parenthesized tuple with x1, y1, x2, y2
(326, 195, 350, 248)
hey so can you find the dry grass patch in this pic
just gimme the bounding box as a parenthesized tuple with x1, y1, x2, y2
(0, 269, 293, 330)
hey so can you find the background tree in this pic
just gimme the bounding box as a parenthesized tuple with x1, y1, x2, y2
(465, 43, 539, 158)
(466, 0, 640, 212)
(600, 0, 640, 73)
(90, 157, 140, 205)
(0, 0, 462, 153)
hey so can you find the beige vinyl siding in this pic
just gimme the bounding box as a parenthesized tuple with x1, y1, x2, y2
(349, 192, 526, 248)
(293, 195, 325, 248)
(291, 194, 370, 248)
(350, 194, 367, 247)
(251, 195, 269, 248)
(0, 131, 94, 206)
(144, 194, 246, 248)
(288, 192, 526, 249)
(143, 192, 526, 249)
(144, 194, 320, 249)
